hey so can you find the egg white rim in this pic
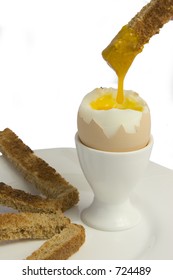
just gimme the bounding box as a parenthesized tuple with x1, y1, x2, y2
(78, 88, 150, 137)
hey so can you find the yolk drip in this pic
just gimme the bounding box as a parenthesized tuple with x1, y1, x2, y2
(102, 25, 143, 104)
(90, 93, 143, 112)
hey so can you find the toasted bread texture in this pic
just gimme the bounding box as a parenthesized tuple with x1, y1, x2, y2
(0, 182, 64, 213)
(26, 223, 85, 260)
(0, 128, 79, 210)
(0, 128, 85, 259)
(128, 0, 173, 47)
(0, 210, 70, 241)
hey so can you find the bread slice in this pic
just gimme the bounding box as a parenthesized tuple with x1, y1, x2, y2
(0, 128, 79, 210)
(102, 0, 173, 70)
(0, 182, 64, 213)
(26, 223, 85, 260)
(0, 210, 70, 241)
(128, 0, 173, 48)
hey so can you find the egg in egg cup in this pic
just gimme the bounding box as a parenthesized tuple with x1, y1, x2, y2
(76, 88, 153, 231)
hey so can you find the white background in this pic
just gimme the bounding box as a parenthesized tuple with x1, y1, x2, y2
(0, 0, 173, 169)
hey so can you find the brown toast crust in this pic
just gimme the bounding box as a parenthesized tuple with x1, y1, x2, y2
(0, 182, 64, 213)
(0, 210, 70, 241)
(128, 0, 173, 48)
(0, 128, 79, 209)
(26, 223, 85, 260)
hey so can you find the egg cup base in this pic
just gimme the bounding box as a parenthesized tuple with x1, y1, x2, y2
(81, 198, 141, 231)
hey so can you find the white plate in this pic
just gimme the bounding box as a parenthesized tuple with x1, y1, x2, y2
(0, 148, 173, 260)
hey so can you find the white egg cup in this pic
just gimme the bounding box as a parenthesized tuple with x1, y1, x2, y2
(75, 133, 153, 231)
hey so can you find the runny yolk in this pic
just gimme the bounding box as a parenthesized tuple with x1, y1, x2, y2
(102, 25, 143, 104)
(90, 93, 143, 112)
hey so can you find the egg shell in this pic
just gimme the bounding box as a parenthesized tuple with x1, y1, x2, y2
(77, 88, 151, 152)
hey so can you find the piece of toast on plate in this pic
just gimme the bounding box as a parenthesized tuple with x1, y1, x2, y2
(26, 223, 85, 260)
(0, 210, 70, 241)
(0, 182, 71, 213)
(0, 128, 79, 210)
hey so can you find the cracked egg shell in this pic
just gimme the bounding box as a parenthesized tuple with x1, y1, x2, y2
(77, 88, 151, 152)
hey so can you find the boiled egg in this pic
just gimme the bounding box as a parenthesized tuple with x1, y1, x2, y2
(77, 87, 151, 152)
